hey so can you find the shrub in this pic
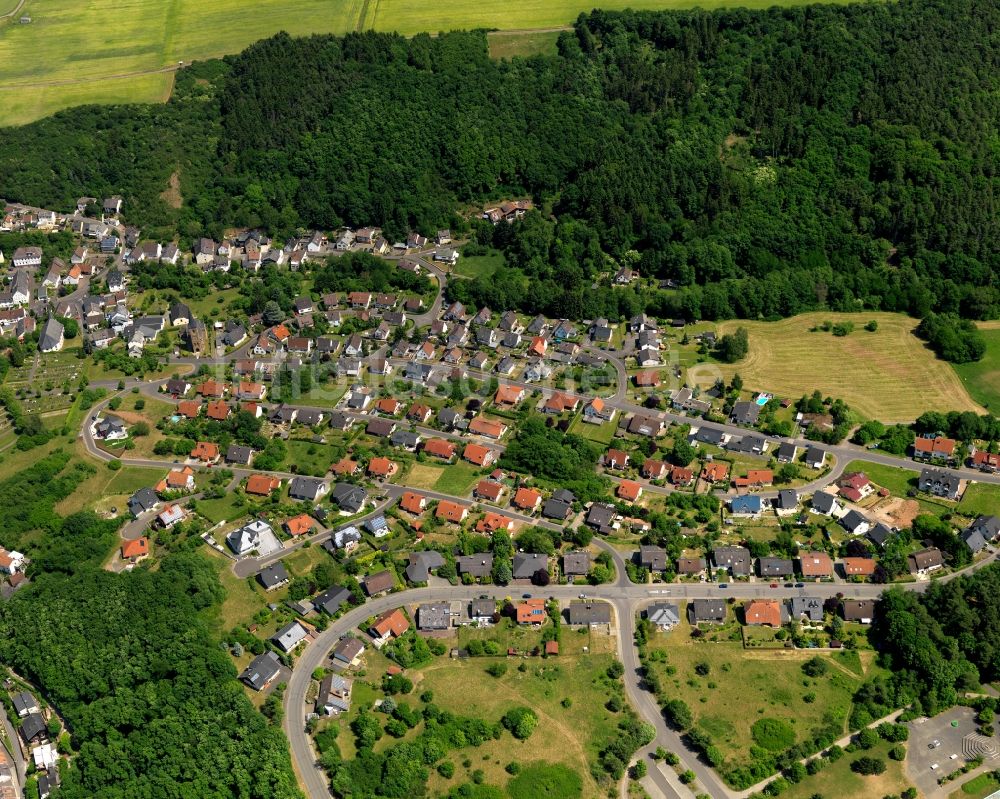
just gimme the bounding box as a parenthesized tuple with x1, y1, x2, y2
(486, 662, 507, 678)
(501, 707, 538, 740)
(857, 727, 879, 750)
(801, 657, 828, 677)
(437, 761, 455, 778)
(888, 745, 906, 761)
(850, 756, 886, 775)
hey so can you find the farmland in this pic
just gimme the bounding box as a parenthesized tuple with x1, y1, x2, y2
(688, 313, 984, 422)
(1, 0, 860, 126)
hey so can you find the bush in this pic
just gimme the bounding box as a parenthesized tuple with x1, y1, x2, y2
(486, 662, 507, 678)
(888, 745, 906, 761)
(505, 762, 520, 775)
(501, 707, 538, 740)
(857, 727, 879, 750)
(801, 657, 828, 677)
(850, 756, 886, 775)
(107, 459, 122, 471)
(437, 761, 455, 778)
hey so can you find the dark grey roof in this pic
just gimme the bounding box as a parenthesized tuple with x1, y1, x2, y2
(226, 444, 254, 464)
(693, 426, 725, 445)
(542, 498, 572, 520)
(804, 446, 825, 464)
(567, 602, 612, 625)
(758, 557, 794, 577)
(688, 599, 726, 623)
(840, 509, 869, 531)
(638, 545, 667, 571)
(962, 528, 989, 554)
(842, 599, 876, 622)
(867, 523, 893, 548)
(586, 502, 616, 531)
(713, 545, 751, 575)
(39, 316, 64, 351)
(11, 692, 37, 716)
(240, 651, 282, 691)
(731, 401, 762, 426)
(512, 552, 548, 579)
(562, 550, 591, 576)
(791, 596, 824, 621)
(257, 562, 289, 590)
(405, 550, 445, 583)
(470, 598, 496, 619)
(811, 491, 837, 513)
(971, 515, 1000, 540)
(456, 553, 493, 578)
(313, 585, 351, 615)
(776, 442, 796, 460)
(418, 602, 451, 630)
(333, 636, 365, 663)
(776, 489, 799, 510)
(330, 482, 366, 512)
(20, 712, 46, 742)
(289, 477, 327, 501)
(128, 487, 159, 516)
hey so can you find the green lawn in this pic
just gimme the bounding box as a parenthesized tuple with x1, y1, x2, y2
(957, 483, 1000, 518)
(840, 460, 919, 497)
(568, 415, 617, 445)
(453, 250, 505, 280)
(194, 494, 251, 525)
(952, 771, 1000, 798)
(285, 439, 346, 478)
(953, 328, 1000, 413)
(433, 461, 481, 496)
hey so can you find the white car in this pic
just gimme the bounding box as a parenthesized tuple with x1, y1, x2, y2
(930, 764, 939, 771)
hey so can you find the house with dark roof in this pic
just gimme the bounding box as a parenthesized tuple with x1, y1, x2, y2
(804, 446, 825, 468)
(840, 509, 870, 535)
(289, 477, 329, 502)
(332, 636, 365, 666)
(918, 467, 961, 500)
(257, 562, 290, 591)
(457, 553, 493, 580)
(730, 401, 762, 426)
(688, 599, 726, 624)
(562, 550, 592, 579)
(405, 551, 446, 583)
(713, 546, 751, 576)
(128, 487, 159, 517)
(363, 570, 396, 596)
(790, 596, 824, 622)
(965, 515, 1000, 552)
(775, 489, 799, 512)
(512, 552, 549, 581)
(313, 585, 351, 615)
(240, 651, 283, 691)
(330, 483, 366, 512)
(638, 545, 667, 572)
(567, 602, 612, 626)
(866, 523, 894, 549)
(585, 502, 617, 533)
(842, 599, 876, 624)
(908, 547, 945, 574)
(758, 557, 794, 578)
(20, 712, 46, 744)
(810, 491, 840, 516)
(418, 602, 451, 631)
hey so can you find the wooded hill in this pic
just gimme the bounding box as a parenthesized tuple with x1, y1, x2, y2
(0, 0, 997, 323)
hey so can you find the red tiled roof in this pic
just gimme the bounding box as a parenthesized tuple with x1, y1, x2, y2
(246, 474, 280, 495)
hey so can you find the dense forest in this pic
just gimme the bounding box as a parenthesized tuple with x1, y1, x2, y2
(0, 453, 303, 799)
(0, 0, 998, 324)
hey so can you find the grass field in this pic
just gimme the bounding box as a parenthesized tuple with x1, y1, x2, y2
(953, 326, 1000, 413)
(840, 460, 919, 498)
(0, 0, 859, 126)
(782, 739, 910, 799)
(956, 483, 1000, 518)
(433, 461, 480, 495)
(453, 251, 505, 280)
(645, 614, 870, 772)
(951, 771, 1000, 799)
(487, 30, 562, 60)
(688, 313, 984, 422)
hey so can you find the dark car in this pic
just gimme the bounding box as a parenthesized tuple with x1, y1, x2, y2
(522, 593, 532, 599)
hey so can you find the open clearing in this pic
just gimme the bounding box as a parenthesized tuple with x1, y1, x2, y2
(644, 612, 871, 773)
(953, 326, 1000, 413)
(688, 312, 984, 422)
(2, 0, 858, 126)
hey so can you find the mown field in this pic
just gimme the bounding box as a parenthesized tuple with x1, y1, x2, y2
(953, 325, 1000, 413)
(688, 312, 984, 422)
(1, 0, 859, 126)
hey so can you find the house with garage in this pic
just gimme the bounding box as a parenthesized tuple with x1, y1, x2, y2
(645, 602, 681, 630)
(405, 551, 446, 583)
(713, 545, 752, 576)
(688, 599, 726, 624)
(908, 547, 945, 575)
(272, 621, 309, 653)
(842, 599, 876, 624)
(758, 557, 794, 579)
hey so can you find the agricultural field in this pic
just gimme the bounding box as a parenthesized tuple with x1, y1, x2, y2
(0, 0, 862, 126)
(644, 611, 874, 773)
(687, 313, 984, 421)
(952, 324, 1000, 413)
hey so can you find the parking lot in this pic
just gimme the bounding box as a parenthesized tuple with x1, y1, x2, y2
(907, 706, 988, 798)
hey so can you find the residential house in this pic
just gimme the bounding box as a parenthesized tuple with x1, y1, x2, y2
(583, 397, 615, 424)
(369, 608, 408, 645)
(646, 602, 681, 630)
(744, 599, 783, 627)
(713, 545, 752, 576)
(775, 489, 799, 512)
(790, 596, 824, 623)
(586, 502, 617, 534)
(423, 438, 456, 460)
(730, 495, 762, 516)
(226, 519, 274, 556)
(121, 537, 150, 561)
(798, 552, 833, 579)
(512, 552, 549, 581)
(908, 547, 945, 575)
(730, 401, 762, 426)
(463, 443, 498, 467)
(332, 637, 365, 666)
(758, 557, 794, 578)
(418, 602, 451, 631)
(436, 500, 469, 524)
(457, 553, 494, 581)
(475, 479, 505, 503)
(842, 557, 876, 578)
(516, 598, 547, 625)
(913, 435, 957, 461)
(289, 477, 329, 502)
(810, 491, 841, 516)
(541, 489, 574, 520)
(688, 599, 727, 624)
(272, 622, 309, 653)
(406, 551, 446, 583)
(617, 480, 642, 502)
(567, 602, 612, 626)
(638, 545, 667, 572)
(840, 509, 870, 536)
(284, 514, 316, 537)
(700, 462, 729, 484)
(363, 570, 396, 597)
(842, 599, 876, 624)
(257, 563, 290, 591)
(918, 468, 961, 500)
(330, 482, 366, 513)
(316, 673, 353, 715)
(804, 446, 826, 469)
